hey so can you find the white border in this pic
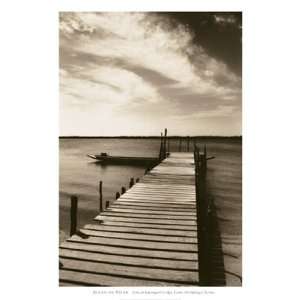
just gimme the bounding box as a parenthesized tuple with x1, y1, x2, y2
(1, 0, 300, 299)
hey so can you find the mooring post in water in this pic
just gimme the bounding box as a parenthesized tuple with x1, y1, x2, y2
(105, 201, 110, 209)
(99, 181, 103, 213)
(159, 132, 163, 161)
(121, 186, 126, 194)
(129, 177, 134, 188)
(70, 195, 78, 236)
(116, 192, 120, 200)
(163, 128, 168, 159)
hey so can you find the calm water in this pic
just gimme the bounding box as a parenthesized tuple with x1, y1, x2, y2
(59, 137, 242, 285)
(59, 138, 161, 241)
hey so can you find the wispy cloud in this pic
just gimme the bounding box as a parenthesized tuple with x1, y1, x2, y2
(60, 12, 242, 136)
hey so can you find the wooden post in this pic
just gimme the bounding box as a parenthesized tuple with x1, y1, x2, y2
(159, 132, 163, 161)
(194, 148, 210, 285)
(99, 181, 103, 213)
(116, 192, 120, 199)
(163, 128, 168, 159)
(70, 195, 78, 236)
(129, 178, 134, 188)
(121, 186, 126, 194)
(105, 201, 109, 209)
(199, 153, 209, 285)
(203, 145, 207, 173)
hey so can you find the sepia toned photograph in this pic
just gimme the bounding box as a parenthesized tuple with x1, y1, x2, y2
(59, 12, 242, 287)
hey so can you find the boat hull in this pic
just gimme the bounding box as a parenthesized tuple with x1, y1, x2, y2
(88, 154, 159, 166)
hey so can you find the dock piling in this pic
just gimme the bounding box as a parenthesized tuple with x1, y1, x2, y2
(163, 128, 168, 159)
(203, 145, 207, 172)
(129, 178, 134, 188)
(70, 195, 78, 236)
(159, 132, 163, 161)
(115, 192, 120, 199)
(99, 181, 103, 213)
(121, 187, 126, 194)
(194, 145, 210, 285)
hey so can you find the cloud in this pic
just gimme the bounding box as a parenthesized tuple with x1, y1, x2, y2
(59, 12, 242, 136)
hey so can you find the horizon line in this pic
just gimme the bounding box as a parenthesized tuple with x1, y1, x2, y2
(59, 135, 242, 138)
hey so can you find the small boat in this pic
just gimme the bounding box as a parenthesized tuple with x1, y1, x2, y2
(87, 152, 159, 166)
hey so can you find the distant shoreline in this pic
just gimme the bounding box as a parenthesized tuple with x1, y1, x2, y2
(59, 136, 242, 139)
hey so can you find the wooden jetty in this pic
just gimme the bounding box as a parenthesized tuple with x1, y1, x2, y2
(59, 139, 225, 286)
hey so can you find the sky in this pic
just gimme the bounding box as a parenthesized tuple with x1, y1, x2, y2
(59, 12, 242, 136)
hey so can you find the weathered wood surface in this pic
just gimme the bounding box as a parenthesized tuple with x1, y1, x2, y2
(59, 152, 223, 286)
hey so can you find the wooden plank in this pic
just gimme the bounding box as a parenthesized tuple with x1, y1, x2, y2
(119, 195, 195, 202)
(135, 183, 195, 189)
(116, 198, 195, 204)
(112, 203, 196, 210)
(79, 228, 197, 243)
(118, 196, 195, 205)
(94, 215, 197, 226)
(110, 202, 196, 210)
(140, 180, 195, 186)
(60, 248, 198, 270)
(131, 184, 195, 190)
(128, 191, 195, 196)
(150, 171, 195, 176)
(98, 211, 197, 221)
(106, 207, 196, 216)
(60, 258, 198, 283)
(145, 173, 194, 177)
(143, 175, 194, 180)
(60, 241, 198, 260)
(141, 178, 195, 181)
(93, 220, 197, 231)
(59, 269, 191, 286)
(141, 176, 194, 180)
(141, 178, 195, 183)
(121, 195, 195, 201)
(124, 187, 195, 192)
(143, 173, 194, 178)
(120, 194, 195, 200)
(127, 190, 195, 197)
(83, 224, 197, 237)
(127, 186, 195, 193)
(67, 235, 198, 252)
